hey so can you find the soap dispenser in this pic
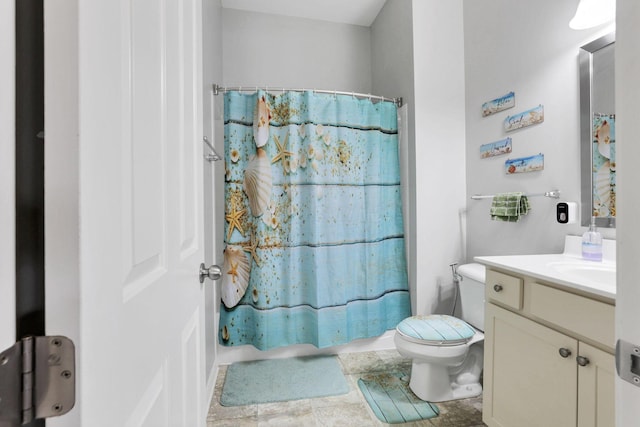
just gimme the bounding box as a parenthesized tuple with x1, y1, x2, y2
(582, 216, 603, 261)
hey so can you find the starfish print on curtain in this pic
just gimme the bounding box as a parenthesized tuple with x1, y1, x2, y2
(220, 89, 410, 350)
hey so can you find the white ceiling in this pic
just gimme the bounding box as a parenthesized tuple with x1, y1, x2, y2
(220, 0, 387, 27)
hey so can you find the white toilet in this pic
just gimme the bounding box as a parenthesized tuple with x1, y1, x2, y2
(394, 263, 486, 402)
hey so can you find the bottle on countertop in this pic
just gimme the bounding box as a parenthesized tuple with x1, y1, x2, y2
(582, 216, 603, 262)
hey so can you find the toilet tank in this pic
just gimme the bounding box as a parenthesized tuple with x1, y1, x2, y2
(456, 263, 486, 331)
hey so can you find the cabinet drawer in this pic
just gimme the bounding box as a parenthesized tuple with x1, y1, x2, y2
(486, 269, 523, 310)
(529, 283, 614, 348)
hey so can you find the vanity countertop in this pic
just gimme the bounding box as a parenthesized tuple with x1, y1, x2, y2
(474, 236, 616, 301)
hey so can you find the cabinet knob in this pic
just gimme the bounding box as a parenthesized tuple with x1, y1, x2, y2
(493, 284, 503, 292)
(558, 348, 572, 358)
(576, 356, 590, 367)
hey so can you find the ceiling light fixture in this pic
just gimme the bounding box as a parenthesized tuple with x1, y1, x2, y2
(569, 0, 616, 30)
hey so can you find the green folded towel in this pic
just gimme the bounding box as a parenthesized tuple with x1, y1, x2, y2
(490, 192, 531, 222)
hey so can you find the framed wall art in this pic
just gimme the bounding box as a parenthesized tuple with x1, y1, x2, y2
(482, 91, 515, 117)
(480, 137, 512, 158)
(504, 104, 544, 132)
(505, 153, 544, 174)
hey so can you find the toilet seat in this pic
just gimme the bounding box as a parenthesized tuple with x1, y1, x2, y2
(396, 314, 476, 346)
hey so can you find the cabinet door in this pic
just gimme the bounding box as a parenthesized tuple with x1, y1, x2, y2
(484, 304, 578, 427)
(577, 342, 615, 427)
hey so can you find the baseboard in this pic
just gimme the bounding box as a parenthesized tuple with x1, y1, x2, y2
(205, 362, 219, 419)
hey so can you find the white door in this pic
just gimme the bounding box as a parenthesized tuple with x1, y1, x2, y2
(0, 0, 16, 352)
(616, 0, 640, 425)
(44, 1, 207, 426)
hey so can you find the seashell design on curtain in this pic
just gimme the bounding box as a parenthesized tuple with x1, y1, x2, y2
(220, 89, 410, 350)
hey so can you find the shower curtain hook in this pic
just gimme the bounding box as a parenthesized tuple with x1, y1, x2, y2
(239, 85, 242, 93)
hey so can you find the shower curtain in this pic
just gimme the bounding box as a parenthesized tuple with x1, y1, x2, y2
(220, 90, 410, 350)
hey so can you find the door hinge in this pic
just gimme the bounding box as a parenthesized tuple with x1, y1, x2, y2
(0, 336, 75, 426)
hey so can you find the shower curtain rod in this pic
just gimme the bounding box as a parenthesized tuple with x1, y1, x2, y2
(212, 83, 403, 107)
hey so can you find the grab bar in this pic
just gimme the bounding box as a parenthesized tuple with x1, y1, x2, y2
(203, 136, 222, 162)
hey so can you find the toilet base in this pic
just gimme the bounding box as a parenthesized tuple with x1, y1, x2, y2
(407, 343, 484, 403)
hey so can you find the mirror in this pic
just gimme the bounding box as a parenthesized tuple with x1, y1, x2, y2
(579, 33, 615, 228)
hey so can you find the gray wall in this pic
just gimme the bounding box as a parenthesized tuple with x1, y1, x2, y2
(372, 0, 467, 317)
(464, 0, 615, 260)
(371, 0, 415, 311)
(222, 9, 372, 93)
(372, 0, 414, 107)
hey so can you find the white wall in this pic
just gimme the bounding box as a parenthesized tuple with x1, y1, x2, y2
(371, 0, 416, 312)
(222, 9, 372, 92)
(202, 0, 223, 398)
(464, 0, 615, 260)
(615, 0, 640, 423)
(412, 0, 467, 315)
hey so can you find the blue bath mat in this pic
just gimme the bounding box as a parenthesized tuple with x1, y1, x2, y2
(220, 355, 349, 406)
(358, 372, 440, 424)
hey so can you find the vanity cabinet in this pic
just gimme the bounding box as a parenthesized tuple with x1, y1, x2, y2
(483, 268, 615, 427)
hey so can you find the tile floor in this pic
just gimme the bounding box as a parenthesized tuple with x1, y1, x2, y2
(207, 350, 486, 426)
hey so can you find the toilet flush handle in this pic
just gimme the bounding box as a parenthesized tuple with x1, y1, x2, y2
(493, 284, 503, 292)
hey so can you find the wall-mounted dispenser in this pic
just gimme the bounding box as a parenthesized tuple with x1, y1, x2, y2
(557, 202, 577, 224)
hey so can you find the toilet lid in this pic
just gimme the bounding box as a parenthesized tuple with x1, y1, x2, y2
(396, 315, 476, 346)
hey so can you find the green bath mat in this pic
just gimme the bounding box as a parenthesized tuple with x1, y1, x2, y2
(358, 372, 439, 424)
(220, 355, 349, 406)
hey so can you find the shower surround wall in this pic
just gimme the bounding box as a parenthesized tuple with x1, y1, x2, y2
(464, 0, 615, 260)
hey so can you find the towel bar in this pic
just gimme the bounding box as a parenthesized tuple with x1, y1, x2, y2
(471, 190, 560, 200)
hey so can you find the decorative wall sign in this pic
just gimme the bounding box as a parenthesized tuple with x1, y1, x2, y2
(482, 91, 515, 117)
(481, 137, 512, 158)
(505, 153, 544, 174)
(504, 104, 544, 132)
